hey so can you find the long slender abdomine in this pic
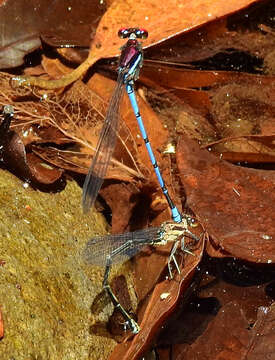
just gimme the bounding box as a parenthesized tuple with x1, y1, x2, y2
(82, 28, 182, 223)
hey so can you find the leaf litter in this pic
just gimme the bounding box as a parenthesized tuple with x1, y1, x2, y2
(0, 0, 274, 359)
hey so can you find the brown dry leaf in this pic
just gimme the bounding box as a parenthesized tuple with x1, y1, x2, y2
(145, 6, 274, 66)
(198, 263, 273, 320)
(174, 301, 251, 359)
(109, 231, 205, 360)
(13, 0, 261, 89)
(41, 56, 74, 80)
(26, 153, 63, 185)
(142, 64, 275, 162)
(32, 146, 88, 174)
(246, 304, 275, 359)
(100, 183, 142, 234)
(209, 151, 275, 165)
(208, 135, 275, 163)
(141, 65, 274, 90)
(173, 302, 275, 360)
(205, 80, 275, 157)
(0, 0, 105, 69)
(32, 146, 140, 187)
(134, 243, 173, 303)
(205, 236, 232, 258)
(176, 137, 275, 263)
(0, 0, 41, 69)
(0, 110, 62, 186)
(155, 254, 274, 358)
(92, 0, 261, 57)
(31, 126, 72, 146)
(173, 88, 212, 116)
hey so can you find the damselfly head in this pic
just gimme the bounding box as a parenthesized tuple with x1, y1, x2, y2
(118, 28, 148, 39)
(3, 105, 14, 116)
(186, 216, 199, 228)
(135, 28, 148, 39)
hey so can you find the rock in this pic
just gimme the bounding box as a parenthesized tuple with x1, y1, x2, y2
(0, 170, 120, 359)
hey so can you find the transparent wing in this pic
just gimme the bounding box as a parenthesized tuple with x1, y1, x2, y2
(83, 227, 162, 266)
(82, 73, 124, 213)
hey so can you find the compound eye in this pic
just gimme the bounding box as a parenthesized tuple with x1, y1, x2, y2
(187, 216, 199, 228)
(118, 28, 130, 38)
(135, 28, 148, 39)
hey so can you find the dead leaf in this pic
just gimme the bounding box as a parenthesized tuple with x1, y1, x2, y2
(176, 136, 275, 263)
(92, 0, 261, 57)
(174, 301, 251, 359)
(0, 109, 62, 186)
(0, 0, 41, 69)
(109, 230, 205, 360)
(0, 0, 105, 69)
(100, 183, 142, 234)
(141, 64, 275, 163)
(173, 301, 275, 360)
(141, 64, 274, 90)
(12, 0, 261, 88)
(26, 153, 63, 185)
(246, 304, 275, 360)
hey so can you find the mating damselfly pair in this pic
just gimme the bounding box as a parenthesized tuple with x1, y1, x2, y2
(82, 28, 198, 333)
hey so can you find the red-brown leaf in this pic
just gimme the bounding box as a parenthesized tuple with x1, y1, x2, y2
(176, 137, 275, 263)
(110, 231, 205, 360)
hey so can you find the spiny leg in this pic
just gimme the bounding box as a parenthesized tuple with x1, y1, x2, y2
(180, 228, 200, 254)
(166, 221, 200, 279)
(103, 255, 140, 334)
(167, 240, 181, 279)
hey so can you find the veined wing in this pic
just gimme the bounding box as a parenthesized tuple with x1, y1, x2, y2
(83, 227, 162, 266)
(82, 72, 124, 213)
